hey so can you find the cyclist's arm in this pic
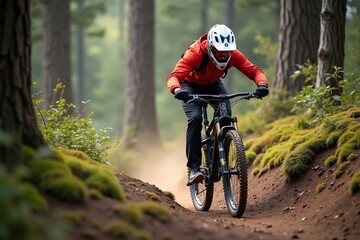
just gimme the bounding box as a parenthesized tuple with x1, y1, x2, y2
(231, 50, 269, 87)
(166, 48, 202, 94)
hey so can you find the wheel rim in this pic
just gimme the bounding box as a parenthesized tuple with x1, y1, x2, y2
(192, 183, 207, 206)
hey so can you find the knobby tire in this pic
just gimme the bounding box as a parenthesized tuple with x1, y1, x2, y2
(222, 129, 248, 217)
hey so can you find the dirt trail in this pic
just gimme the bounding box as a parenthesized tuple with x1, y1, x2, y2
(126, 146, 360, 240)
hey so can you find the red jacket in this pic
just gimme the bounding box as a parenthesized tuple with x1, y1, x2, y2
(166, 34, 268, 94)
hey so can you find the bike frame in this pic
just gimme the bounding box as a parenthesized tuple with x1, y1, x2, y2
(190, 92, 258, 184)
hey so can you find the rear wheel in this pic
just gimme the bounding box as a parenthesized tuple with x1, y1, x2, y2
(189, 142, 214, 211)
(222, 129, 247, 217)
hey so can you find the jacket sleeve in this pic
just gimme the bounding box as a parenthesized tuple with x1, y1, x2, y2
(166, 48, 202, 94)
(231, 50, 269, 87)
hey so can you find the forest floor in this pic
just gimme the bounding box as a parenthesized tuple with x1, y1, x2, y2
(51, 145, 360, 240)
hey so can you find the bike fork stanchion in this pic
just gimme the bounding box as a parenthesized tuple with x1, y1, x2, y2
(218, 141, 229, 174)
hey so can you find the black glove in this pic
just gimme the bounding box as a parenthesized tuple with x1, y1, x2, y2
(256, 84, 269, 97)
(174, 89, 190, 102)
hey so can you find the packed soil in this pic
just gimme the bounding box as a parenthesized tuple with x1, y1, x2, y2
(52, 146, 359, 240)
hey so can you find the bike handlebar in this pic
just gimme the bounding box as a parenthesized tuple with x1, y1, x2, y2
(186, 91, 261, 104)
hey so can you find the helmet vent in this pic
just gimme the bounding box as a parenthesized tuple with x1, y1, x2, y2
(220, 35, 230, 43)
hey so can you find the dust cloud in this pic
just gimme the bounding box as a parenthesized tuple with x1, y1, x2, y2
(120, 141, 194, 208)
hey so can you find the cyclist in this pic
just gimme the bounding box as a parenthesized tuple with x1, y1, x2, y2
(166, 24, 269, 184)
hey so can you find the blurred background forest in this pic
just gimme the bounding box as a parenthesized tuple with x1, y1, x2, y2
(29, 0, 360, 143)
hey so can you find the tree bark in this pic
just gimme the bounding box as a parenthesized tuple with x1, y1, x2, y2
(42, 0, 72, 109)
(123, 0, 161, 149)
(200, 0, 208, 35)
(316, 0, 346, 95)
(224, 0, 235, 91)
(76, 0, 85, 110)
(274, 0, 321, 96)
(0, 0, 46, 168)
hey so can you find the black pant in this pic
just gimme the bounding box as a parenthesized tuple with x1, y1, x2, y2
(180, 80, 231, 168)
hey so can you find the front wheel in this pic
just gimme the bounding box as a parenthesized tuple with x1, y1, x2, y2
(222, 129, 248, 217)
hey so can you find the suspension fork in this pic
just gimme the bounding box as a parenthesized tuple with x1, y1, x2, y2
(215, 120, 229, 175)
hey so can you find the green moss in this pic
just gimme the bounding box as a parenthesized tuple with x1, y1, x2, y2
(316, 183, 326, 193)
(248, 118, 296, 154)
(113, 203, 144, 226)
(128, 181, 138, 187)
(22, 184, 48, 213)
(22, 145, 36, 163)
(338, 131, 355, 146)
(347, 153, 358, 162)
(40, 175, 87, 203)
(252, 167, 260, 176)
(244, 139, 255, 151)
(349, 170, 360, 194)
(85, 172, 125, 201)
(59, 148, 94, 162)
(252, 153, 263, 165)
(88, 188, 102, 200)
(245, 150, 257, 164)
(145, 191, 161, 202)
(324, 155, 337, 167)
(104, 219, 151, 240)
(0, 169, 35, 239)
(261, 142, 289, 169)
(30, 159, 71, 184)
(60, 210, 85, 225)
(334, 161, 350, 179)
(258, 167, 268, 177)
(337, 142, 358, 164)
(325, 130, 342, 147)
(63, 154, 98, 180)
(163, 191, 175, 201)
(139, 201, 171, 223)
(282, 147, 314, 181)
(295, 117, 311, 130)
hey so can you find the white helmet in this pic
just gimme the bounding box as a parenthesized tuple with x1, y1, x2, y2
(207, 24, 236, 70)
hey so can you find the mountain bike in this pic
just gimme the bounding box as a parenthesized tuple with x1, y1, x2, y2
(183, 91, 262, 218)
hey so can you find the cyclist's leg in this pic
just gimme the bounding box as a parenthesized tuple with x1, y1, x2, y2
(180, 82, 203, 169)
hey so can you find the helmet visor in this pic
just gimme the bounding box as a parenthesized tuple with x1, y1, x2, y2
(211, 47, 232, 62)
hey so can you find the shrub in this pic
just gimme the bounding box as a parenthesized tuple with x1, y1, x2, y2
(293, 66, 360, 125)
(34, 83, 113, 163)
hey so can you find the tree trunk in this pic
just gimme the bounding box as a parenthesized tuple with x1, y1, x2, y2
(0, 0, 47, 168)
(224, 0, 235, 91)
(123, 0, 161, 149)
(76, 0, 85, 110)
(274, 0, 321, 96)
(200, 0, 208, 35)
(316, 0, 346, 95)
(42, 0, 72, 109)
